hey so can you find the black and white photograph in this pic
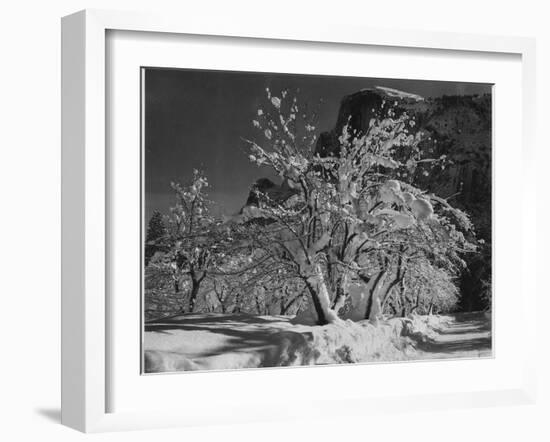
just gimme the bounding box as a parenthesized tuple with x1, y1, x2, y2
(142, 68, 493, 373)
(2, 0, 548, 438)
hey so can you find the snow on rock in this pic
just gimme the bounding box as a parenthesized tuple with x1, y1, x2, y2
(374, 86, 424, 102)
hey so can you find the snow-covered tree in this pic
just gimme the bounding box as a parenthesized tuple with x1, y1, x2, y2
(239, 89, 476, 324)
(147, 170, 222, 312)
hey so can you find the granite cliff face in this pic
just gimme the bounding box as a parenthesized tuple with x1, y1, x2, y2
(244, 178, 297, 207)
(316, 87, 491, 223)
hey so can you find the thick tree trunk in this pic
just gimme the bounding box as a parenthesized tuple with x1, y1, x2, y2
(331, 285, 347, 314)
(188, 270, 206, 313)
(330, 270, 349, 313)
(368, 288, 383, 322)
(255, 294, 263, 314)
(367, 253, 406, 320)
(188, 279, 200, 313)
(368, 273, 402, 321)
(363, 271, 385, 320)
(174, 279, 187, 313)
(304, 279, 328, 325)
(304, 264, 340, 325)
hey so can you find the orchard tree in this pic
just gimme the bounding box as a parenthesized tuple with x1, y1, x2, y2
(148, 170, 222, 313)
(207, 242, 300, 314)
(237, 88, 476, 325)
(169, 170, 215, 312)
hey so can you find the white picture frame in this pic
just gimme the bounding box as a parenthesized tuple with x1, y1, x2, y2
(61, 9, 537, 433)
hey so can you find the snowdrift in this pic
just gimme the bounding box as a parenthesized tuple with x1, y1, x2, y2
(143, 313, 465, 373)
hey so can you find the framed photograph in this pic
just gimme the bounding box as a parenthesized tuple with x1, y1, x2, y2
(61, 9, 537, 432)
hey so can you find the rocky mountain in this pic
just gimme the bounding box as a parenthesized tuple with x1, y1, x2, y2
(316, 87, 491, 218)
(244, 177, 297, 207)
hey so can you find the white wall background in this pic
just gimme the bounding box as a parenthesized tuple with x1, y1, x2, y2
(0, 1, 547, 440)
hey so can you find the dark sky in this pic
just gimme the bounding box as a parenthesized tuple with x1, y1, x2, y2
(144, 68, 491, 221)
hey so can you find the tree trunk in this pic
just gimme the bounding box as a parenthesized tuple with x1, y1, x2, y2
(303, 263, 341, 325)
(233, 291, 241, 313)
(174, 279, 187, 313)
(330, 270, 350, 313)
(304, 279, 328, 325)
(188, 279, 200, 313)
(188, 269, 206, 313)
(281, 294, 301, 315)
(331, 285, 347, 314)
(363, 271, 385, 320)
(255, 294, 263, 314)
(410, 291, 420, 314)
(369, 273, 402, 322)
(380, 255, 405, 313)
(380, 275, 405, 313)
(368, 288, 383, 322)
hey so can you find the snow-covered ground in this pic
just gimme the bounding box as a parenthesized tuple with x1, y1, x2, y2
(143, 312, 492, 373)
(405, 312, 492, 360)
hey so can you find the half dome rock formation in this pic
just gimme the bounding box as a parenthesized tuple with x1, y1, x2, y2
(244, 178, 297, 207)
(374, 86, 424, 102)
(315, 87, 491, 216)
(222, 178, 298, 225)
